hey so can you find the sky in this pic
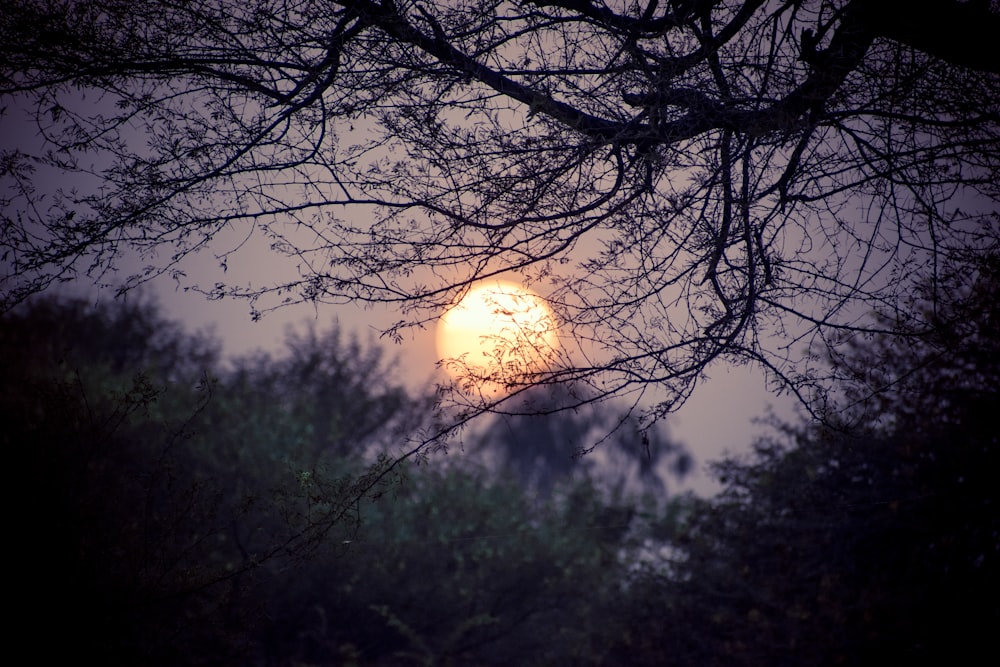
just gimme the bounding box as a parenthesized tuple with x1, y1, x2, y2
(0, 34, 804, 500)
(0, 98, 797, 497)
(137, 266, 795, 496)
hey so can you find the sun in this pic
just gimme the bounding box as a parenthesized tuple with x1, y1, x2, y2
(437, 281, 559, 391)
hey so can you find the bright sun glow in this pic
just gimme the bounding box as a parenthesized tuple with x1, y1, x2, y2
(437, 281, 559, 391)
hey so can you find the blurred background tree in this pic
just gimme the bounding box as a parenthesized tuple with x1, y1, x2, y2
(3, 294, 676, 665)
(2, 295, 415, 663)
(470, 382, 692, 497)
(4, 253, 997, 664)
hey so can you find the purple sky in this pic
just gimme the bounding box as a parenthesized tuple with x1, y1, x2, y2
(1, 61, 800, 498)
(141, 268, 795, 496)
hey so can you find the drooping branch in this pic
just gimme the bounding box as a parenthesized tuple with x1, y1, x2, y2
(345, 0, 873, 148)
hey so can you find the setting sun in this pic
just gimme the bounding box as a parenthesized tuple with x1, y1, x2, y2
(437, 281, 559, 390)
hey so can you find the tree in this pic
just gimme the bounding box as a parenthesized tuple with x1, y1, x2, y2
(470, 382, 692, 495)
(612, 252, 1000, 666)
(2, 295, 424, 664)
(4, 295, 671, 665)
(2, 0, 998, 430)
(261, 464, 645, 666)
(221, 321, 427, 462)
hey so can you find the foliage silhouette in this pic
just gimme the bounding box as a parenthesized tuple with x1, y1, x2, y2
(6, 253, 996, 665)
(2, 0, 998, 429)
(3, 296, 413, 663)
(613, 253, 1000, 666)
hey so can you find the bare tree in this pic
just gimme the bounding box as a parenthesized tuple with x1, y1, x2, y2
(2, 0, 998, 425)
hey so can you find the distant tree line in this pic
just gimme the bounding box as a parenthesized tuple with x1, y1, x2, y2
(5, 254, 998, 665)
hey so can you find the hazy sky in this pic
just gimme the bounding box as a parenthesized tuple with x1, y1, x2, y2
(1, 51, 800, 499)
(139, 265, 794, 496)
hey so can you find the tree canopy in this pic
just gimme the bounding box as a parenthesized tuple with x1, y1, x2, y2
(6, 251, 996, 665)
(2, 0, 999, 423)
(2, 294, 680, 665)
(612, 251, 1000, 666)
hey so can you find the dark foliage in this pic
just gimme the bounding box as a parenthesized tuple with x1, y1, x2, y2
(2, 295, 652, 665)
(614, 255, 1000, 665)
(4, 254, 998, 664)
